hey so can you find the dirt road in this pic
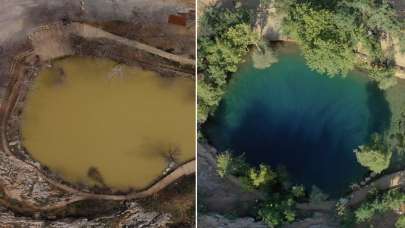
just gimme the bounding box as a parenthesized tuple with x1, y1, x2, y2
(0, 0, 193, 44)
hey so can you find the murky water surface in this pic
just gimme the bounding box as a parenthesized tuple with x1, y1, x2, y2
(22, 57, 195, 190)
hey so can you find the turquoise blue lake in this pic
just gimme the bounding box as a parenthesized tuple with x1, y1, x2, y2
(204, 48, 391, 196)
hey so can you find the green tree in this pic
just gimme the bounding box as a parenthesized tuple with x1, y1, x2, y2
(281, 0, 402, 86)
(339, 0, 400, 36)
(216, 151, 249, 178)
(198, 7, 258, 124)
(248, 164, 276, 188)
(238, 175, 255, 192)
(368, 64, 397, 90)
(336, 199, 348, 217)
(355, 205, 375, 223)
(283, 3, 357, 76)
(291, 185, 305, 198)
(257, 183, 306, 227)
(274, 0, 296, 13)
(355, 189, 405, 223)
(396, 215, 405, 228)
(354, 145, 392, 173)
(223, 24, 259, 51)
(354, 134, 392, 173)
(216, 151, 233, 178)
(258, 195, 296, 227)
(338, 0, 402, 88)
(197, 82, 224, 123)
(258, 192, 296, 227)
(199, 7, 252, 37)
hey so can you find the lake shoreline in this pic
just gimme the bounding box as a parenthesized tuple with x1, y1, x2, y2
(0, 21, 196, 218)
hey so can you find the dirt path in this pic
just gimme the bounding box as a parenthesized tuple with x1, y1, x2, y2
(348, 170, 405, 207)
(39, 161, 195, 207)
(73, 23, 195, 66)
(0, 0, 194, 44)
(28, 22, 194, 66)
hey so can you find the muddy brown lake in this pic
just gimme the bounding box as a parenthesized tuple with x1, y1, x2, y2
(21, 56, 195, 190)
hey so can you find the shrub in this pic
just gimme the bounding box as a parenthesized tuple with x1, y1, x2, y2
(355, 146, 392, 173)
(216, 151, 233, 178)
(354, 134, 392, 173)
(216, 151, 249, 178)
(355, 204, 376, 223)
(198, 7, 258, 124)
(248, 164, 276, 188)
(281, 0, 402, 87)
(291, 185, 305, 198)
(257, 184, 305, 227)
(396, 215, 405, 228)
(238, 175, 255, 192)
(282, 3, 357, 76)
(368, 64, 397, 90)
(355, 189, 405, 223)
(258, 196, 296, 227)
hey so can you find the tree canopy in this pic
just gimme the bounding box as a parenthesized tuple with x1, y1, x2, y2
(198, 7, 258, 124)
(283, 3, 357, 76)
(280, 0, 402, 88)
(215, 151, 305, 227)
(248, 164, 276, 188)
(216, 151, 233, 178)
(355, 189, 405, 223)
(396, 215, 405, 228)
(354, 134, 392, 173)
(216, 151, 249, 178)
(258, 195, 296, 227)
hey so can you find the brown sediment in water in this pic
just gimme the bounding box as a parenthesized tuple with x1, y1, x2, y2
(21, 56, 195, 190)
(0, 21, 195, 217)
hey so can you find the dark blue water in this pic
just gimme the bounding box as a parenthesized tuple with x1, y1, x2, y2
(204, 51, 391, 196)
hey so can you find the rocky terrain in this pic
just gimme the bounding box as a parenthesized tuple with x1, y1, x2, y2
(0, 202, 171, 227)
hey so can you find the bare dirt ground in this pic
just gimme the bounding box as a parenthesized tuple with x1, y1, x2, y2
(0, 0, 195, 87)
(0, 0, 193, 43)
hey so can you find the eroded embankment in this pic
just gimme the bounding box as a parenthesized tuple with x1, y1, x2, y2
(0, 22, 195, 213)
